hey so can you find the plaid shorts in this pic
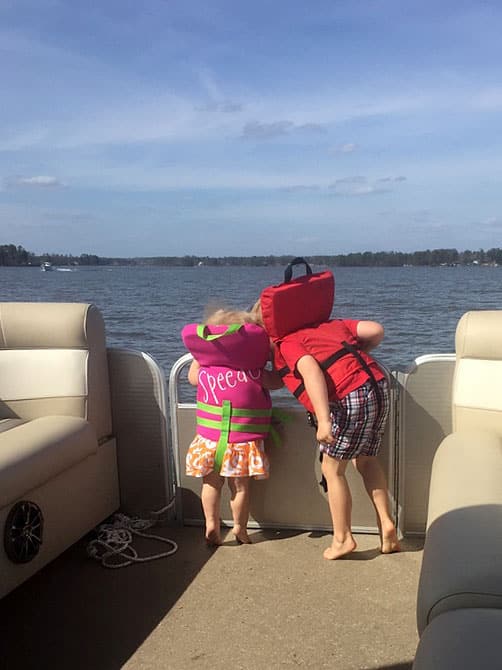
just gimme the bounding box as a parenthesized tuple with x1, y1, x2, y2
(319, 378, 390, 460)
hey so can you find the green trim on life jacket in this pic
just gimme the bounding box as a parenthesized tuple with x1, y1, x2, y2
(197, 402, 272, 436)
(198, 416, 272, 434)
(214, 401, 232, 472)
(268, 407, 292, 449)
(197, 400, 272, 418)
(196, 323, 242, 341)
(196, 403, 293, 473)
(197, 400, 272, 473)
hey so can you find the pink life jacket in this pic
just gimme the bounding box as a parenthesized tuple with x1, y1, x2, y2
(181, 323, 272, 471)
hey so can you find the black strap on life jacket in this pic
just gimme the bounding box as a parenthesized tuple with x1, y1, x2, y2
(337, 341, 383, 415)
(278, 340, 382, 413)
(276, 346, 351, 401)
(278, 340, 383, 492)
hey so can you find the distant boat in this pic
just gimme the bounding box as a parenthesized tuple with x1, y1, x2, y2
(40, 262, 54, 272)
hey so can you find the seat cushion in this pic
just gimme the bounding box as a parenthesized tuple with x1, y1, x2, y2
(0, 418, 26, 434)
(0, 416, 97, 509)
(453, 311, 502, 435)
(0, 302, 112, 441)
(417, 430, 502, 634)
(413, 609, 502, 669)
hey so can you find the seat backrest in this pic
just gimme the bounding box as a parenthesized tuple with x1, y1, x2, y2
(452, 310, 502, 435)
(0, 302, 112, 441)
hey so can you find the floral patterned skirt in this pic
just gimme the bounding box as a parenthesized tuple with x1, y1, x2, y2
(186, 434, 269, 479)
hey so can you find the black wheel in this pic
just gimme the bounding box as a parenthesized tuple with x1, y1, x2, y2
(4, 501, 44, 563)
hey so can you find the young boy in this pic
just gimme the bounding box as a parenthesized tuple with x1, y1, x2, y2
(263, 309, 400, 560)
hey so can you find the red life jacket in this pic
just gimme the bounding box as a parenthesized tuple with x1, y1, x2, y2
(260, 258, 334, 340)
(273, 320, 384, 413)
(260, 258, 383, 414)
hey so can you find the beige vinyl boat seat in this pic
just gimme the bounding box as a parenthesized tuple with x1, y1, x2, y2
(414, 311, 502, 668)
(0, 303, 119, 599)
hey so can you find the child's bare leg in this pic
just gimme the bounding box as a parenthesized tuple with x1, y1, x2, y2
(321, 455, 357, 559)
(353, 455, 400, 553)
(227, 477, 251, 543)
(201, 471, 225, 545)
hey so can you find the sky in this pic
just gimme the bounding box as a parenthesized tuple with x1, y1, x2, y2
(1, 0, 502, 257)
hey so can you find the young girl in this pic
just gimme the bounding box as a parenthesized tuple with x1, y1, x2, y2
(181, 307, 282, 546)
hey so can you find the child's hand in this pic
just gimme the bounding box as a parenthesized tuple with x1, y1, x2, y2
(187, 359, 200, 386)
(316, 418, 334, 445)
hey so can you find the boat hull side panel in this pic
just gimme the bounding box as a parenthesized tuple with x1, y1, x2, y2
(107, 348, 173, 517)
(175, 399, 394, 533)
(397, 355, 455, 535)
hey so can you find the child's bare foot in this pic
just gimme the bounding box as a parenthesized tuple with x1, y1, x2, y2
(323, 535, 357, 560)
(232, 526, 252, 544)
(205, 526, 222, 547)
(380, 526, 401, 554)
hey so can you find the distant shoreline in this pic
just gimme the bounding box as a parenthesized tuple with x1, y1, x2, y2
(1, 244, 500, 268)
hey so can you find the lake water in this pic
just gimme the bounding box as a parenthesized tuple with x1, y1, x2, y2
(2, 264, 501, 376)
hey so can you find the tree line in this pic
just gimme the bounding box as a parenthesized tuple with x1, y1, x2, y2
(1, 243, 501, 267)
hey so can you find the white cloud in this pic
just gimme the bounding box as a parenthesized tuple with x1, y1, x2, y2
(5, 175, 64, 188)
(331, 143, 359, 154)
(329, 176, 389, 196)
(2, 69, 501, 153)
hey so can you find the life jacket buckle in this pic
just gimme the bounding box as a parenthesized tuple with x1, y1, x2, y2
(306, 411, 317, 428)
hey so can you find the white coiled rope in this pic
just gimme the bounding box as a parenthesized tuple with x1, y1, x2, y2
(87, 501, 178, 568)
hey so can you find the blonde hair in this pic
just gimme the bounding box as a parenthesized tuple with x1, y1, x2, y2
(204, 304, 259, 326)
(250, 298, 263, 325)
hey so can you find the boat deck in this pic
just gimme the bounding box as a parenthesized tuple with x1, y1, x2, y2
(0, 524, 423, 670)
